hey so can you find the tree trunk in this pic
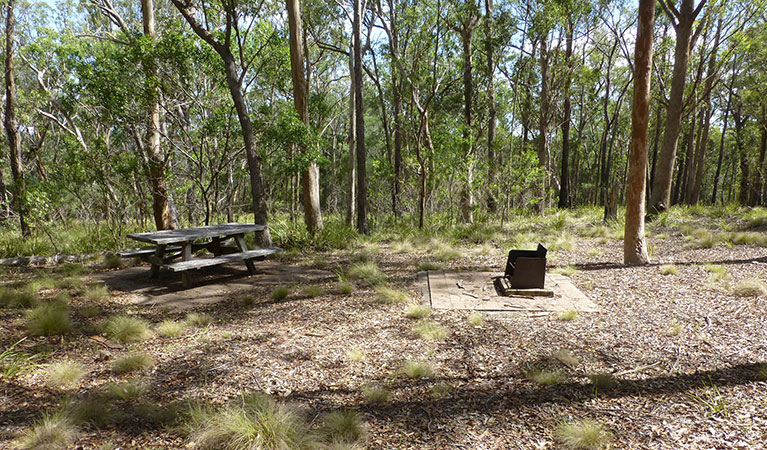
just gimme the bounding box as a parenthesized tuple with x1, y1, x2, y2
(537, 32, 550, 211)
(558, 18, 574, 209)
(460, 21, 477, 223)
(625, 0, 656, 264)
(3, 0, 29, 238)
(711, 60, 735, 204)
(733, 105, 749, 205)
(485, 0, 497, 212)
(353, 0, 369, 234)
(286, 0, 323, 234)
(141, 0, 175, 231)
(649, 0, 705, 213)
(346, 45, 357, 226)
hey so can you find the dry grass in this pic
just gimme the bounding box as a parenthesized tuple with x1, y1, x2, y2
(112, 353, 155, 374)
(551, 265, 577, 277)
(361, 385, 390, 404)
(15, 412, 77, 450)
(468, 312, 484, 326)
(104, 315, 151, 343)
(271, 286, 290, 301)
(185, 312, 214, 327)
(317, 410, 367, 446)
(732, 279, 767, 297)
(26, 303, 73, 336)
(401, 360, 434, 379)
(374, 286, 409, 304)
(659, 264, 678, 275)
(411, 320, 447, 340)
(106, 381, 147, 400)
(335, 280, 354, 295)
(524, 366, 566, 385)
(556, 419, 612, 449)
(348, 262, 387, 286)
(45, 361, 87, 389)
(552, 349, 579, 368)
(156, 320, 185, 338)
(404, 304, 431, 319)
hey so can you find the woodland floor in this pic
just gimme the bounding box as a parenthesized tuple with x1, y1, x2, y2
(1, 214, 767, 449)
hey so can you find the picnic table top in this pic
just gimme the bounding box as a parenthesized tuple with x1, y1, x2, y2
(127, 223, 267, 245)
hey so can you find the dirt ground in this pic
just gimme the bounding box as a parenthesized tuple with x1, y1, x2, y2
(1, 224, 767, 449)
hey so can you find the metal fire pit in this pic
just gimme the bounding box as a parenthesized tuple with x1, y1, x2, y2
(496, 243, 548, 292)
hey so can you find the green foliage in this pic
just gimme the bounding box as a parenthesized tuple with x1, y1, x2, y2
(468, 312, 484, 326)
(270, 215, 358, 251)
(102, 253, 122, 269)
(26, 303, 73, 336)
(589, 373, 616, 391)
(302, 286, 325, 298)
(417, 261, 445, 271)
(687, 378, 729, 418)
(335, 281, 354, 295)
(551, 265, 577, 277)
(346, 348, 365, 362)
(112, 353, 155, 374)
(104, 315, 151, 343)
(1, 339, 38, 379)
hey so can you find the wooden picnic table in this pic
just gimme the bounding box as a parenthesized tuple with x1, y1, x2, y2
(125, 223, 281, 288)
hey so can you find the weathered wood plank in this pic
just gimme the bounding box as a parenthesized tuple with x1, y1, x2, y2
(164, 247, 282, 272)
(117, 246, 181, 258)
(127, 223, 267, 245)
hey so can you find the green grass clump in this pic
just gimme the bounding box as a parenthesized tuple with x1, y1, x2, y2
(430, 242, 462, 262)
(705, 264, 729, 284)
(524, 366, 566, 385)
(104, 315, 151, 343)
(156, 320, 185, 338)
(430, 381, 453, 399)
(55, 276, 83, 290)
(755, 363, 767, 381)
(552, 349, 579, 368)
(238, 294, 257, 306)
(271, 286, 290, 301)
(25, 277, 56, 293)
(558, 309, 578, 321)
(361, 385, 390, 404)
(187, 392, 316, 450)
(374, 286, 409, 304)
(1, 339, 37, 378)
(26, 303, 73, 336)
(556, 419, 612, 450)
(659, 264, 678, 275)
(417, 261, 445, 271)
(317, 410, 367, 446)
(335, 280, 354, 295)
(45, 361, 87, 389)
(185, 312, 213, 328)
(302, 286, 325, 298)
(346, 348, 365, 362)
(112, 353, 155, 374)
(106, 381, 147, 400)
(82, 283, 110, 301)
(732, 279, 767, 297)
(348, 262, 387, 286)
(405, 304, 431, 320)
(665, 320, 683, 337)
(15, 412, 77, 450)
(589, 373, 616, 391)
(0, 287, 38, 308)
(401, 360, 434, 379)
(468, 312, 484, 326)
(551, 265, 577, 277)
(55, 263, 85, 276)
(103, 253, 123, 269)
(411, 320, 447, 340)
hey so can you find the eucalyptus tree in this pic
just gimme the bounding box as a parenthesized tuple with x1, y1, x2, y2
(170, 0, 272, 244)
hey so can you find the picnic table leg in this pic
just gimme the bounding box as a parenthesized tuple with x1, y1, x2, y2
(150, 244, 166, 279)
(233, 234, 256, 274)
(210, 237, 222, 256)
(181, 242, 194, 288)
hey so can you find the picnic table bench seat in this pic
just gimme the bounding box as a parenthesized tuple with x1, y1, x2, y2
(164, 247, 282, 272)
(117, 246, 182, 259)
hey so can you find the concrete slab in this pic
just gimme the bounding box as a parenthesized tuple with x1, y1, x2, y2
(96, 261, 334, 311)
(417, 271, 598, 313)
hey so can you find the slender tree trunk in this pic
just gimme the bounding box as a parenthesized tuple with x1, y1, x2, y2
(537, 32, 550, 211)
(141, 0, 175, 231)
(755, 106, 767, 205)
(625, 0, 656, 264)
(485, 0, 497, 212)
(287, 0, 323, 234)
(711, 62, 735, 204)
(3, 0, 29, 237)
(649, 0, 705, 213)
(460, 21, 477, 223)
(559, 18, 574, 209)
(346, 46, 357, 226)
(353, 0, 369, 233)
(733, 106, 749, 205)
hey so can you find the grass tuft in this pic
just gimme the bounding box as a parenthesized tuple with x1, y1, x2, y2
(556, 419, 612, 450)
(104, 315, 151, 343)
(271, 286, 290, 301)
(732, 279, 767, 297)
(1, 340, 37, 378)
(589, 373, 616, 391)
(185, 312, 213, 328)
(106, 381, 147, 400)
(705, 264, 729, 284)
(156, 320, 185, 338)
(361, 385, 390, 404)
(755, 363, 767, 381)
(112, 353, 155, 374)
(83, 283, 110, 302)
(15, 412, 77, 450)
(468, 312, 484, 326)
(348, 262, 387, 286)
(417, 261, 445, 272)
(664, 320, 683, 337)
(346, 348, 365, 362)
(0, 287, 38, 308)
(302, 286, 325, 298)
(103, 253, 123, 269)
(411, 320, 447, 340)
(552, 349, 579, 368)
(335, 280, 354, 295)
(558, 309, 578, 321)
(404, 304, 431, 320)
(524, 366, 566, 385)
(26, 303, 73, 336)
(401, 360, 434, 379)
(187, 392, 315, 450)
(374, 286, 409, 304)
(551, 265, 577, 277)
(318, 410, 367, 445)
(429, 381, 453, 399)
(45, 361, 87, 389)
(659, 264, 678, 275)
(55, 276, 83, 290)
(430, 242, 462, 262)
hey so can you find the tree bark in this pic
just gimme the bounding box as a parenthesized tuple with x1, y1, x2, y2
(733, 104, 749, 205)
(485, 0, 497, 212)
(353, 0, 369, 233)
(141, 0, 175, 231)
(286, 0, 323, 234)
(537, 32, 550, 211)
(171, 0, 271, 245)
(711, 59, 735, 204)
(624, 0, 656, 265)
(459, 17, 478, 223)
(649, 0, 706, 213)
(3, 0, 29, 238)
(346, 45, 357, 226)
(558, 18, 574, 209)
